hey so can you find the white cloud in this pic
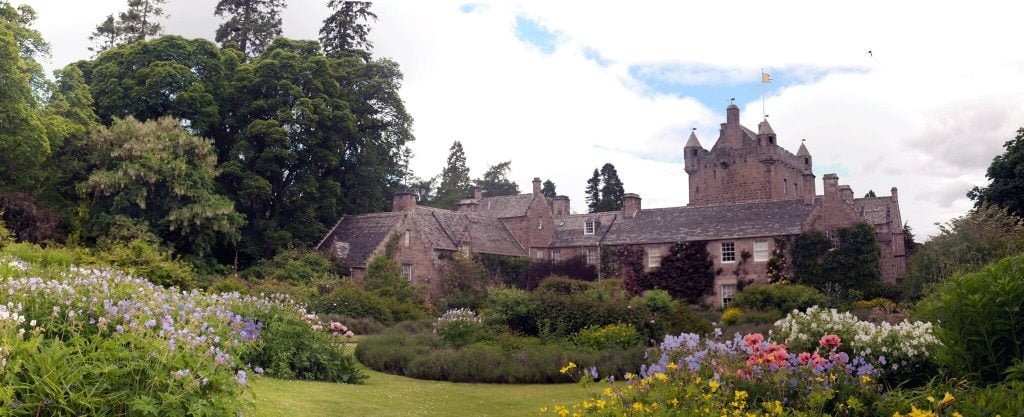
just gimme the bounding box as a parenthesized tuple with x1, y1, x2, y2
(19, 0, 1024, 239)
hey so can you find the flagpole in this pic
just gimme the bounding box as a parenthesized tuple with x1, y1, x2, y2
(760, 68, 765, 118)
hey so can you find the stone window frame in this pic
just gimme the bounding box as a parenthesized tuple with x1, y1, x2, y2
(753, 240, 770, 262)
(721, 283, 737, 307)
(826, 229, 841, 249)
(585, 247, 597, 265)
(534, 249, 544, 259)
(584, 220, 595, 235)
(552, 248, 561, 262)
(647, 247, 662, 269)
(401, 263, 413, 281)
(403, 230, 410, 247)
(538, 216, 543, 230)
(721, 242, 736, 263)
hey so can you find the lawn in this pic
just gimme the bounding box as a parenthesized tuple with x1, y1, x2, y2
(249, 368, 599, 417)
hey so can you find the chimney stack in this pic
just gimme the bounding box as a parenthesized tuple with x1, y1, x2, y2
(392, 190, 417, 212)
(622, 193, 642, 218)
(457, 199, 478, 213)
(726, 103, 739, 126)
(838, 185, 854, 202)
(532, 177, 542, 195)
(473, 186, 482, 201)
(890, 187, 898, 203)
(552, 196, 570, 216)
(823, 174, 839, 202)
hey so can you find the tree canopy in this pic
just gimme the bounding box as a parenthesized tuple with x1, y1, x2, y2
(320, 1, 377, 60)
(968, 127, 1024, 218)
(476, 161, 519, 197)
(433, 141, 472, 209)
(214, 0, 286, 58)
(585, 163, 625, 212)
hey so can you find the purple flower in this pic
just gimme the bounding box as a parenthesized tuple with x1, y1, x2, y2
(235, 370, 248, 385)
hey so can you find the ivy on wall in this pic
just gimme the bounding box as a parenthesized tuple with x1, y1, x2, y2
(792, 222, 882, 295)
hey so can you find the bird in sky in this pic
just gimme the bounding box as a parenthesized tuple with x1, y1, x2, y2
(867, 50, 873, 57)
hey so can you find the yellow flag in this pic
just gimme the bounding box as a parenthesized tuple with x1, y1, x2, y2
(761, 72, 772, 83)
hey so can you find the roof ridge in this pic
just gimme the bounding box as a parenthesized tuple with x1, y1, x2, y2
(315, 214, 346, 250)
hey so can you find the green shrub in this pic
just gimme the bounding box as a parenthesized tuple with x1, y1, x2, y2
(533, 286, 640, 339)
(874, 380, 1024, 417)
(242, 249, 346, 284)
(434, 309, 488, 347)
(573, 323, 640, 350)
(536, 276, 594, 295)
(95, 239, 197, 289)
(918, 252, 1024, 382)
(310, 281, 393, 324)
(485, 287, 538, 335)
(238, 307, 365, 383)
(735, 308, 782, 324)
(0, 209, 12, 247)
(638, 289, 674, 314)
(1, 242, 93, 268)
(730, 283, 826, 313)
(208, 276, 249, 294)
(721, 307, 741, 325)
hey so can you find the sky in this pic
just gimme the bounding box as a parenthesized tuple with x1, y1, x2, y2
(19, 0, 1024, 239)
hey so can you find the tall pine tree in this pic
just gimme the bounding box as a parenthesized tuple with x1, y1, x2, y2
(214, 0, 286, 58)
(118, 0, 166, 44)
(585, 169, 601, 212)
(597, 163, 624, 211)
(476, 161, 519, 197)
(541, 179, 556, 198)
(88, 14, 119, 54)
(320, 1, 377, 60)
(433, 141, 472, 209)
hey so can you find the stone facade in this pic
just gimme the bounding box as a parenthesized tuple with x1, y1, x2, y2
(317, 105, 907, 305)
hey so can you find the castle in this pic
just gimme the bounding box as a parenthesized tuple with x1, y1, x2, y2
(317, 104, 907, 306)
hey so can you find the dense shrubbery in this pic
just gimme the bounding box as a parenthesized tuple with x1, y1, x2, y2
(730, 283, 826, 314)
(355, 322, 645, 384)
(918, 252, 1024, 382)
(242, 249, 348, 284)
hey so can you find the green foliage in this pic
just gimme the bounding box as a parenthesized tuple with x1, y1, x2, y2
(355, 327, 645, 383)
(902, 205, 1024, 300)
(969, 127, 1024, 218)
(585, 168, 601, 212)
(0, 242, 92, 269)
(116, 0, 167, 44)
(477, 253, 530, 287)
(793, 223, 882, 295)
(918, 252, 1024, 382)
(310, 281, 393, 324)
(612, 245, 646, 294)
(476, 161, 520, 197)
(320, 0, 377, 59)
(541, 179, 557, 198)
(82, 117, 244, 257)
(95, 238, 197, 288)
(874, 380, 1024, 417)
(442, 252, 490, 299)
(239, 310, 365, 383)
(243, 249, 346, 284)
(363, 255, 410, 297)
(432, 141, 473, 209)
(0, 210, 12, 247)
(573, 323, 641, 351)
(721, 307, 741, 325)
(208, 276, 249, 294)
(585, 163, 626, 212)
(484, 287, 538, 335)
(730, 283, 826, 314)
(0, 5, 51, 191)
(766, 236, 792, 283)
(214, 0, 285, 58)
(644, 241, 715, 303)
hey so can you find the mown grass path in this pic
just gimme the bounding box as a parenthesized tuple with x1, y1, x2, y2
(249, 368, 598, 417)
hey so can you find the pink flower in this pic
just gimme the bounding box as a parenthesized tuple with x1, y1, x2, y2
(330, 322, 346, 331)
(311, 324, 323, 331)
(344, 330, 354, 338)
(331, 331, 341, 338)
(743, 333, 764, 348)
(819, 334, 841, 349)
(811, 353, 827, 367)
(797, 352, 812, 365)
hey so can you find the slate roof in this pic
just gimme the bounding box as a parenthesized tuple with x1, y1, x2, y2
(413, 206, 526, 256)
(414, 207, 462, 251)
(601, 199, 814, 245)
(475, 194, 534, 218)
(464, 216, 528, 256)
(318, 212, 402, 267)
(551, 212, 619, 247)
(853, 197, 893, 225)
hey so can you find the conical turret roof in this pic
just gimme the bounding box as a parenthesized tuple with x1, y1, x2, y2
(758, 119, 775, 135)
(684, 131, 702, 148)
(797, 142, 810, 156)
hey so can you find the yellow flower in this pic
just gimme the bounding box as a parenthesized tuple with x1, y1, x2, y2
(709, 380, 720, 392)
(940, 392, 955, 407)
(666, 361, 677, 370)
(952, 413, 963, 417)
(560, 362, 577, 374)
(734, 390, 749, 402)
(669, 398, 679, 407)
(926, 395, 936, 404)
(861, 375, 872, 384)
(539, 407, 548, 412)
(596, 399, 606, 409)
(625, 372, 635, 380)
(655, 372, 669, 382)
(633, 402, 644, 411)
(908, 405, 936, 417)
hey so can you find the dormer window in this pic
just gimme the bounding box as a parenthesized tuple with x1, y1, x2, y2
(584, 221, 595, 235)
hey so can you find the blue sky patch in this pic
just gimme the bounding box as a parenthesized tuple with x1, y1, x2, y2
(515, 16, 560, 54)
(459, 3, 481, 13)
(582, 47, 611, 67)
(815, 163, 851, 178)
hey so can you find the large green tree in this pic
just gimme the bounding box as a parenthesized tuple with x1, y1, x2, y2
(88, 14, 119, 54)
(118, 0, 166, 44)
(219, 38, 413, 262)
(597, 163, 625, 211)
(968, 127, 1024, 218)
(320, 1, 376, 60)
(476, 161, 519, 197)
(82, 117, 243, 256)
(433, 141, 472, 209)
(541, 179, 556, 198)
(214, 0, 286, 58)
(585, 168, 600, 212)
(0, 3, 51, 190)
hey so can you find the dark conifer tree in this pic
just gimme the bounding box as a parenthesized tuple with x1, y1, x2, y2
(433, 141, 472, 209)
(118, 0, 166, 44)
(320, 1, 377, 60)
(598, 163, 625, 211)
(88, 14, 119, 54)
(214, 0, 286, 58)
(585, 169, 601, 212)
(476, 161, 519, 197)
(541, 179, 556, 198)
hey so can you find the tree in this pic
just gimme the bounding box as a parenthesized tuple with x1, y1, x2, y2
(81, 117, 244, 257)
(541, 179, 556, 198)
(792, 223, 882, 297)
(645, 241, 715, 304)
(864, 190, 876, 198)
(0, 3, 51, 191)
(476, 161, 519, 197)
(117, 0, 166, 44)
(433, 141, 472, 209)
(968, 127, 1024, 218)
(320, 1, 377, 60)
(597, 163, 625, 212)
(903, 221, 919, 257)
(585, 169, 601, 212)
(214, 0, 286, 58)
(89, 14, 119, 54)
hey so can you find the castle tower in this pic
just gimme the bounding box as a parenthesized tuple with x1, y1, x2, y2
(797, 142, 816, 202)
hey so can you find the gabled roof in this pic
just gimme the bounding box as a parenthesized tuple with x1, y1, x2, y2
(475, 194, 535, 218)
(465, 216, 528, 256)
(551, 212, 618, 247)
(601, 199, 814, 245)
(319, 212, 403, 267)
(416, 206, 526, 256)
(853, 197, 893, 225)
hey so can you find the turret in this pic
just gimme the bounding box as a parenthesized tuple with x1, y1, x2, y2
(684, 130, 703, 174)
(797, 142, 812, 172)
(726, 103, 739, 126)
(757, 119, 776, 146)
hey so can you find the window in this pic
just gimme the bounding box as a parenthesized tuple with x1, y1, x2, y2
(784, 178, 788, 195)
(538, 216, 543, 230)
(586, 247, 597, 265)
(721, 242, 736, 263)
(647, 247, 662, 268)
(584, 221, 595, 235)
(826, 229, 841, 249)
(535, 249, 544, 259)
(403, 230, 410, 247)
(753, 240, 770, 262)
(552, 249, 561, 262)
(401, 264, 413, 281)
(722, 284, 737, 306)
